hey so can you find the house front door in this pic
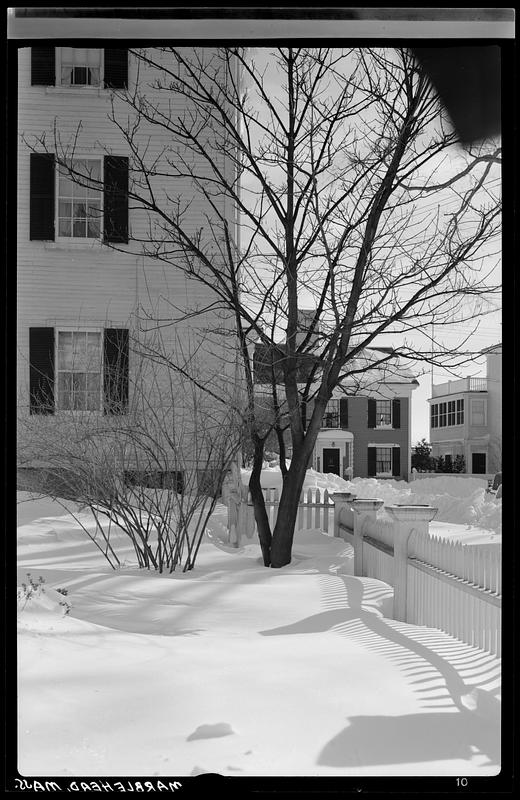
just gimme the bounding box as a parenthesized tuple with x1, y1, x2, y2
(323, 448, 340, 475)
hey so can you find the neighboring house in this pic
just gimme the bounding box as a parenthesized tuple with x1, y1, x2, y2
(253, 311, 419, 481)
(17, 46, 238, 488)
(427, 343, 502, 475)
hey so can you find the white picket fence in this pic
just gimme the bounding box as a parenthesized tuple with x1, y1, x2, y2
(240, 488, 501, 655)
(337, 507, 502, 657)
(251, 487, 335, 534)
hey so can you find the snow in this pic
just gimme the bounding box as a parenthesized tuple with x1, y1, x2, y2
(242, 467, 502, 537)
(17, 476, 501, 778)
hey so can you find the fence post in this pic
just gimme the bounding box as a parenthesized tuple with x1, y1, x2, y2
(385, 505, 438, 622)
(331, 492, 357, 538)
(350, 499, 384, 576)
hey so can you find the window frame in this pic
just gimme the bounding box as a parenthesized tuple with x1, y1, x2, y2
(323, 398, 340, 428)
(375, 399, 392, 429)
(55, 327, 104, 413)
(56, 47, 104, 89)
(55, 157, 104, 243)
(375, 446, 393, 477)
(456, 398, 464, 425)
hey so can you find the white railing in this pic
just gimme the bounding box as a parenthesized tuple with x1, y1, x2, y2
(334, 498, 501, 656)
(432, 377, 488, 397)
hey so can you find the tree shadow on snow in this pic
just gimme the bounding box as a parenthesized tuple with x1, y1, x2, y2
(316, 708, 500, 769)
(260, 574, 501, 769)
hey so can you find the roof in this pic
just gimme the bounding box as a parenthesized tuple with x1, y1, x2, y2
(253, 342, 418, 387)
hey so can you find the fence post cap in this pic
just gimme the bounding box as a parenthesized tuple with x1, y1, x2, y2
(331, 491, 357, 502)
(350, 498, 384, 512)
(386, 504, 438, 522)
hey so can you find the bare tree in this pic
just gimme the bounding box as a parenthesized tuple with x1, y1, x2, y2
(28, 46, 501, 567)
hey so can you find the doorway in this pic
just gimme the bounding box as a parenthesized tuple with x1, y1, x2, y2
(323, 448, 340, 475)
(472, 452, 487, 474)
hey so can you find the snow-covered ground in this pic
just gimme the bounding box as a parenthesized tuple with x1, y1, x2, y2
(17, 473, 501, 778)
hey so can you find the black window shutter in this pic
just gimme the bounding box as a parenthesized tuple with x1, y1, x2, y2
(393, 398, 401, 429)
(30, 153, 55, 241)
(367, 398, 376, 429)
(104, 49, 128, 89)
(103, 329, 129, 414)
(301, 400, 307, 432)
(340, 398, 349, 429)
(392, 447, 401, 477)
(29, 328, 55, 415)
(103, 156, 129, 244)
(367, 447, 376, 477)
(31, 47, 55, 86)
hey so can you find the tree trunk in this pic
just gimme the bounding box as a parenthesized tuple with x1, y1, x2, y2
(269, 454, 309, 567)
(249, 436, 272, 566)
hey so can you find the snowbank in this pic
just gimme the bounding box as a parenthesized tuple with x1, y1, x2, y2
(240, 469, 501, 534)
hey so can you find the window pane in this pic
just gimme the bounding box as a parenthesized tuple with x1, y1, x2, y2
(72, 332, 86, 365)
(72, 373, 87, 410)
(61, 67, 72, 85)
(58, 218, 71, 237)
(86, 373, 100, 410)
(86, 48, 101, 66)
(86, 161, 101, 189)
(86, 332, 101, 365)
(58, 372, 72, 410)
(58, 332, 73, 369)
(58, 173, 75, 196)
(88, 67, 100, 85)
(58, 200, 72, 218)
(73, 219, 87, 237)
(87, 217, 100, 238)
(73, 202, 87, 219)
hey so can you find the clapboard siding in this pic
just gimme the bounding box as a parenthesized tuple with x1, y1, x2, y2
(18, 46, 235, 413)
(18, 45, 238, 474)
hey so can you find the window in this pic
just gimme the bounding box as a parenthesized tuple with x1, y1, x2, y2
(32, 48, 128, 90)
(59, 48, 102, 86)
(29, 327, 129, 416)
(456, 399, 464, 425)
(57, 330, 102, 411)
(376, 400, 392, 427)
(471, 399, 486, 426)
(124, 470, 184, 493)
(376, 447, 393, 475)
(57, 159, 102, 239)
(368, 445, 400, 477)
(30, 153, 129, 244)
(447, 400, 456, 426)
(323, 399, 339, 428)
(431, 404, 439, 429)
(431, 399, 464, 429)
